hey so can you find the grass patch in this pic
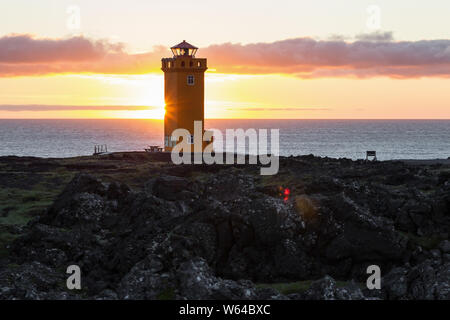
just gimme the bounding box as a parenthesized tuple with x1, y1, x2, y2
(258, 172, 310, 196)
(400, 232, 443, 250)
(0, 187, 59, 226)
(259, 173, 298, 188)
(295, 195, 319, 219)
(94, 163, 160, 190)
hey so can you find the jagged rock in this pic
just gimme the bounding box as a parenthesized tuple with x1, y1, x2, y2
(301, 276, 366, 300)
(95, 289, 119, 300)
(439, 240, 450, 253)
(383, 266, 409, 299)
(408, 260, 450, 300)
(0, 261, 79, 300)
(106, 182, 131, 200)
(176, 258, 260, 300)
(41, 173, 127, 229)
(320, 193, 409, 277)
(152, 175, 195, 201)
(118, 255, 173, 300)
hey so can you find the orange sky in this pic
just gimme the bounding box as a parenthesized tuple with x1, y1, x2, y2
(0, 73, 449, 119)
(0, 0, 449, 119)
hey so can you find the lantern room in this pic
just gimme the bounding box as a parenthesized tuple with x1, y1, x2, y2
(171, 40, 198, 57)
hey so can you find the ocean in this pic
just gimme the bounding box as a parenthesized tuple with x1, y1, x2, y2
(0, 119, 449, 160)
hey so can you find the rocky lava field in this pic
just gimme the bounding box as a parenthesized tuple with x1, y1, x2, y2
(0, 153, 449, 299)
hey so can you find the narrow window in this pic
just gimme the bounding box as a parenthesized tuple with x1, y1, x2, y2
(187, 75, 195, 85)
(197, 61, 201, 67)
(189, 61, 193, 67)
(181, 61, 185, 67)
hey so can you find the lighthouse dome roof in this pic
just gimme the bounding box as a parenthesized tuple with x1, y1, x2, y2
(171, 40, 198, 50)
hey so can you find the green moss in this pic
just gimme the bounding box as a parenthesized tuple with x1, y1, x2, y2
(256, 281, 313, 295)
(400, 231, 443, 250)
(0, 231, 19, 258)
(157, 287, 175, 300)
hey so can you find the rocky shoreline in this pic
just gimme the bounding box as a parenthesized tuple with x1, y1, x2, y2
(0, 152, 449, 299)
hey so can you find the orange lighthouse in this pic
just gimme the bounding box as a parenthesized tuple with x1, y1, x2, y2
(162, 40, 208, 151)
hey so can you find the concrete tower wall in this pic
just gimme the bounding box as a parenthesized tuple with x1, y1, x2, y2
(162, 56, 207, 151)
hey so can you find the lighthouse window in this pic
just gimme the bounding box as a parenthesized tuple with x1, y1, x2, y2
(187, 75, 195, 85)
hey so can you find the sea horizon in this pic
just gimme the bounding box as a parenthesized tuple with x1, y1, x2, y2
(1, 119, 449, 160)
(1, 118, 449, 120)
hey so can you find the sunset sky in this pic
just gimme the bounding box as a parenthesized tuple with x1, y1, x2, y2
(0, 0, 449, 119)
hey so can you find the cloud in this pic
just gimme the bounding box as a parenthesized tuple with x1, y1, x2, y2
(0, 105, 157, 111)
(1, 33, 450, 79)
(355, 31, 394, 42)
(0, 34, 164, 77)
(227, 107, 330, 111)
(0, 34, 123, 63)
(203, 36, 450, 78)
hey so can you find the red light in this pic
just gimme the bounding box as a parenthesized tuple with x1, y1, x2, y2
(284, 188, 290, 196)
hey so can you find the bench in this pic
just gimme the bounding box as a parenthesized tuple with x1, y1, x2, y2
(366, 151, 377, 161)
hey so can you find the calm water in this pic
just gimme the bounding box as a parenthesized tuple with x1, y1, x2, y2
(0, 119, 449, 160)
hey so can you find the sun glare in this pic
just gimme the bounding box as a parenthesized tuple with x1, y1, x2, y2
(110, 107, 166, 119)
(70, 74, 166, 119)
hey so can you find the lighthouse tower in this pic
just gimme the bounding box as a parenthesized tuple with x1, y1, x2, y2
(162, 40, 208, 151)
